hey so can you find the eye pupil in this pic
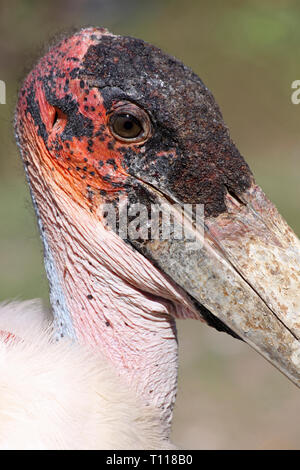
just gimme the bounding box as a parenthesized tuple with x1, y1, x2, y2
(123, 120, 134, 130)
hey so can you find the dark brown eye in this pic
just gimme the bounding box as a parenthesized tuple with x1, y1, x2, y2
(110, 113, 142, 139)
(108, 103, 151, 143)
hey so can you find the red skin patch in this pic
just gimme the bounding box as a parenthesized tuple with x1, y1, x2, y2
(15, 28, 138, 213)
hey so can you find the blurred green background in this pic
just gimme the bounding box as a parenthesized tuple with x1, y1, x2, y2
(1, 0, 300, 449)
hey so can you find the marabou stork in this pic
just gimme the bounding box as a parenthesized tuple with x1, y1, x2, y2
(1, 27, 300, 449)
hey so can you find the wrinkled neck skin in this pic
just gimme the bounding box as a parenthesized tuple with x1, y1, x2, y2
(20, 144, 198, 436)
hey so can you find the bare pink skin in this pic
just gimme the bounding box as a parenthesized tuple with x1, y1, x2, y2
(14, 28, 200, 434)
(25, 150, 199, 434)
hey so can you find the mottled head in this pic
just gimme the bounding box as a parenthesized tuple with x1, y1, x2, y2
(15, 27, 252, 216)
(15, 28, 300, 394)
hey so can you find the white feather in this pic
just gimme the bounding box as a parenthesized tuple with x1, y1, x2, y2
(0, 301, 174, 449)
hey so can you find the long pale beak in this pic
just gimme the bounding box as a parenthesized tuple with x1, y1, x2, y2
(131, 182, 300, 387)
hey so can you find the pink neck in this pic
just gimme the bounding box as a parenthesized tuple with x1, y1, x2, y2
(27, 170, 196, 435)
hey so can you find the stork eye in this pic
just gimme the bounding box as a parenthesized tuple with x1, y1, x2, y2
(108, 103, 151, 143)
(111, 114, 142, 138)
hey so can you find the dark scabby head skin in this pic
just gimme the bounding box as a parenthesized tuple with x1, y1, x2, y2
(81, 35, 252, 216)
(15, 27, 252, 219)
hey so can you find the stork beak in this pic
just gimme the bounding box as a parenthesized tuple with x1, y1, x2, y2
(130, 181, 300, 387)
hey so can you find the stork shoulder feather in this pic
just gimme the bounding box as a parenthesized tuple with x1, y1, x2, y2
(0, 301, 174, 450)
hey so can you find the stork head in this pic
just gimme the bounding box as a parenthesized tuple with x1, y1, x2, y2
(15, 28, 300, 397)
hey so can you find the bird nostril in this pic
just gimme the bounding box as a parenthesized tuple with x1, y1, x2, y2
(52, 107, 67, 129)
(53, 110, 59, 127)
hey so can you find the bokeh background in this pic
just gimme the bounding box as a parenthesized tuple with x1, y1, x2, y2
(1, 0, 300, 449)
